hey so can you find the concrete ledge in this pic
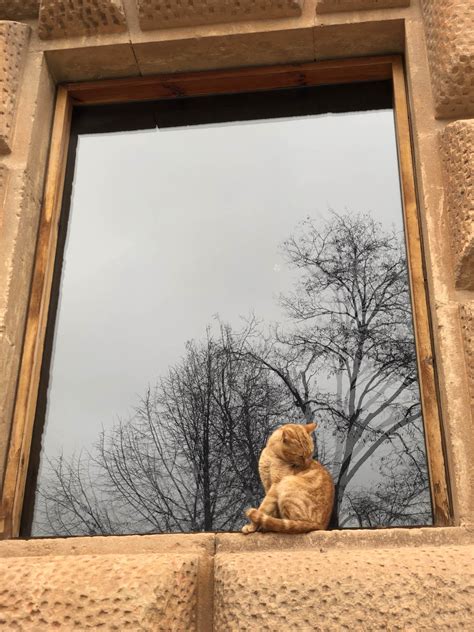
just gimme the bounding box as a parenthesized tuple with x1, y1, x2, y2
(0, 532, 216, 557)
(216, 526, 474, 552)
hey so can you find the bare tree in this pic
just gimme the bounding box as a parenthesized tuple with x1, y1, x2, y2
(36, 325, 292, 535)
(35, 212, 432, 535)
(343, 429, 431, 527)
(240, 212, 431, 527)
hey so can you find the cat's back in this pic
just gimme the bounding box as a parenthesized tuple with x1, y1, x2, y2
(306, 459, 333, 479)
(278, 460, 334, 528)
(299, 460, 335, 498)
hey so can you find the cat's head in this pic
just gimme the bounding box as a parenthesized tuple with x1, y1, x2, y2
(269, 422, 317, 467)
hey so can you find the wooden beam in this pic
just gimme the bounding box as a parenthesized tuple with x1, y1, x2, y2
(392, 58, 452, 526)
(66, 57, 395, 105)
(0, 87, 73, 539)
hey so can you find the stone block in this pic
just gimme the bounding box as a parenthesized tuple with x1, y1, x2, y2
(0, 21, 30, 155)
(0, 163, 7, 211)
(0, 55, 54, 482)
(0, 1, 39, 20)
(137, 0, 304, 31)
(0, 168, 42, 481)
(421, 1, 474, 118)
(45, 42, 140, 81)
(215, 546, 474, 630)
(314, 18, 404, 59)
(0, 552, 199, 630)
(460, 303, 474, 413)
(133, 27, 314, 75)
(38, 0, 127, 40)
(316, 0, 409, 13)
(440, 120, 474, 290)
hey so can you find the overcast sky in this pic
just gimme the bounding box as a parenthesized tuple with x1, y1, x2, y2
(37, 107, 405, 469)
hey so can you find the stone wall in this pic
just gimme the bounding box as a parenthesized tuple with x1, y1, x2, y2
(38, 0, 127, 39)
(0, 0, 472, 629)
(138, 0, 305, 31)
(0, 529, 472, 629)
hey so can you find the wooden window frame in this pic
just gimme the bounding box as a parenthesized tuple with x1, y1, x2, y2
(0, 56, 452, 539)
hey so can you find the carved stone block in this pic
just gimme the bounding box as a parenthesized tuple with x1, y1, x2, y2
(0, 553, 199, 630)
(440, 120, 474, 290)
(421, 0, 474, 118)
(38, 0, 127, 40)
(137, 0, 304, 31)
(316, 0, 409, 13)
(0, 21, 30, 155)
(0, 163, 7, 211)
(215, 547, 474, 630)
(0, 1, 40, 20)
(460, 303, 474, 412)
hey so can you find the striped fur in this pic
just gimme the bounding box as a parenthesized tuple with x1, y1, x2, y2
(246, 509, 324, 534)
(242, 423, 334, 534)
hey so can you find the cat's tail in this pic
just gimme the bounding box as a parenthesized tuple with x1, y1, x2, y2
(246, 509, 324, 534)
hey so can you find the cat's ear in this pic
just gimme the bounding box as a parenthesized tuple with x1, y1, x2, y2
(281, 428, 289, 443)
(305, 422, 317, 433)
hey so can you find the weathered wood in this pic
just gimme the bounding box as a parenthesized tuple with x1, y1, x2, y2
(66, 57, 395, 105)
(0, 87, 72, 539)
(392, 58, 452, 526)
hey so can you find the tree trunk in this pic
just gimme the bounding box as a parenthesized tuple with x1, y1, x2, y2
(329, 483, 340, 529)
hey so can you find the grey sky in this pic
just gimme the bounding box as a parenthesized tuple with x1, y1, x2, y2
(39, 109, 403, 461)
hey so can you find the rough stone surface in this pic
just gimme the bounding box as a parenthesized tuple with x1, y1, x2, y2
(137, 0, 304, 31)
(134, 26, 314, 75)
(0, 54, 54, 483)
(0, 552, 199, 630)
(460, 303, 474, 413)
(216, 526, 474, 553)
(38, 0, 127, 40)
(440, 120, 474, 290)
(0, 1, 40, 20)
(0, 163, 7, 211)
(45, 43, 140, 81)
(316, 0, 409, 13)
(0, 532, 472, 631)
(215, 546, 474, 630)
(0, 532, 216, 557)
(0, 169, 43, 481)
(421, 0, 474, 118)
(314, 17, 404, 59)
(0, 6, 472, 631)
(0, 21, 30, 154)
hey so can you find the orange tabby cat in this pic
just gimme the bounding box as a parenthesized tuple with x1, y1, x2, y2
(242, 422, 334, 534)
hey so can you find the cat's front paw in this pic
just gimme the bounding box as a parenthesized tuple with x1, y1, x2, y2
(241, 523, 257, 535)
(245, 508, 259, 522)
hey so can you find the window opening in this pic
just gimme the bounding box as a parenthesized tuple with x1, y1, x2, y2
(22, 80, 434, 536)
